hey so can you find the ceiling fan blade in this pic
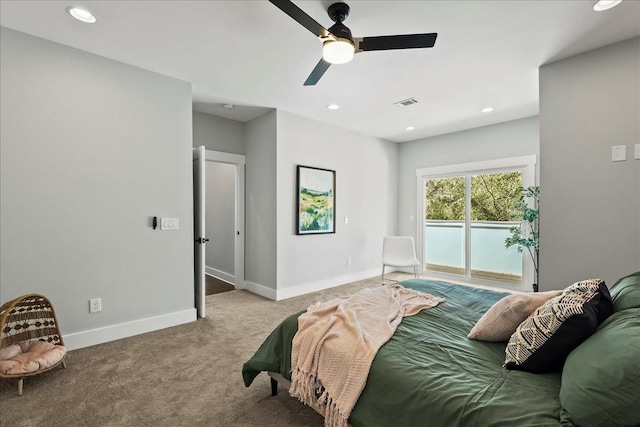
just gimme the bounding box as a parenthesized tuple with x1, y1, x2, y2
(268, 0, 330, 38)
(304, 59, 331, 86)
(358, 33, 438, 52)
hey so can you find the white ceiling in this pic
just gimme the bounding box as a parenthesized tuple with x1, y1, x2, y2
(1, 1, 639, 142)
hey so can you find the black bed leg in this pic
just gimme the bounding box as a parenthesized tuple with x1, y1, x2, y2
(270, 377, 278, 396)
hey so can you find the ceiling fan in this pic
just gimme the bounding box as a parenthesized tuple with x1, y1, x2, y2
(268, 0, 438, 86)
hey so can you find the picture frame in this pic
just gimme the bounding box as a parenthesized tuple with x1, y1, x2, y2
(296, 165, 336, 235)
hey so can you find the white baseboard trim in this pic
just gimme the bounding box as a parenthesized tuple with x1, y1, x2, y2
(63, 308, 197, 351)
(244, 281, 277, 300)
(205, 267, 235, 285)
(276, 268, 382, 301)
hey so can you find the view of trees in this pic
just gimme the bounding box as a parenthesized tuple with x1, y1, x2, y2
(425, 172, 523, 221)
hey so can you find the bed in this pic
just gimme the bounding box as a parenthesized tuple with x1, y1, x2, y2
(242, 275, 640, 427)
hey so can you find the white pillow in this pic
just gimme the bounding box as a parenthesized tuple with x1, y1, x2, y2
(468, 290, 562, 342)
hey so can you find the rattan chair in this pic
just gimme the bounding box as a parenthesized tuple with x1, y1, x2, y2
(0, 294, 67, 395)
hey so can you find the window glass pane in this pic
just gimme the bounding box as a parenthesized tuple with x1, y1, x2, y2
(470, 172, 522, 283)
(425, 176, 465, 275)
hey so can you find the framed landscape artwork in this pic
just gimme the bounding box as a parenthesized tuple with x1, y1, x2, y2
(296, 165, 336, 235)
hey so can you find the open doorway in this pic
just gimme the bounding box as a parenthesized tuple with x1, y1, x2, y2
(205, 159, 239, 293)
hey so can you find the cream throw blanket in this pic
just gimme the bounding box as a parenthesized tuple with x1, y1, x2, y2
(289, 284, 445, 427)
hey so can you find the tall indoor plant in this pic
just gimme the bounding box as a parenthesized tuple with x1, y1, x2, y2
(505, 186, 539, 292)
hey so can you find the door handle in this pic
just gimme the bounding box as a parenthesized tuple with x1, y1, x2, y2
(195, 237, 210, 244)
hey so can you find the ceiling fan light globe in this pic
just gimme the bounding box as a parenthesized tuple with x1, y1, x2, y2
(323, 39, 355, 64)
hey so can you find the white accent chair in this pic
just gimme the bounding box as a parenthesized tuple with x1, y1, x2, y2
(381, 236, 420, 284)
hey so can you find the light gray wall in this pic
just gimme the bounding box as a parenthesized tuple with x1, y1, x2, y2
(193, 111, 245, 155)
(205, 162, 236, 277)
(276, 111, 398, 290)
(539, 37, 640, 290)
(397, 117, 540, 239)
(245, 110, 278, 289)
(0, 28, 194, 340)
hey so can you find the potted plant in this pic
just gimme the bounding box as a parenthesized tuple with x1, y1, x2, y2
(505, 186, 539, 292)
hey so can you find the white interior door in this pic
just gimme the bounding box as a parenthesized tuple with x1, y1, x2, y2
(193, 146, 206, 318)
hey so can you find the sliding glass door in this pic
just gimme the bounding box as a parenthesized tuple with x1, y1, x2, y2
(425, 176, 465, 276)
(469, 171, 522, 283)
(417, 156, 536, 289)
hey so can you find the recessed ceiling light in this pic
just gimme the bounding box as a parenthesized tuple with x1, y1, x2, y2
(406, 126, 415, 131)
(66, 7, 97, 23)
(593, 0, 623, 11)
(481, 107, 494, 113)
(327, 104, 340, 110)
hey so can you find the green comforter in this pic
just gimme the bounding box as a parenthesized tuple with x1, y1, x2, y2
(242, 279, 562, 426)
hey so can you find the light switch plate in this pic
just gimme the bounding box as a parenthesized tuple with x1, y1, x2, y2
(160, 217, 179, 230)
(635, 144, 640, 160)
(612, 145, 626, 162)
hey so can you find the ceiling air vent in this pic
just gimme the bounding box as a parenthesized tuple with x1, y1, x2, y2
(393, 97, 418, 107)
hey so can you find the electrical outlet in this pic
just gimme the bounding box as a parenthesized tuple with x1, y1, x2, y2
(347, 258, 352, 266)
(89, 298, 102, 313)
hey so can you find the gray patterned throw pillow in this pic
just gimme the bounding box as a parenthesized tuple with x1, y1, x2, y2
(504, 278, 613, 373)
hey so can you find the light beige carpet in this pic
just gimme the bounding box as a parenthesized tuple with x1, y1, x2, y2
(0, 272, 413, 427)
